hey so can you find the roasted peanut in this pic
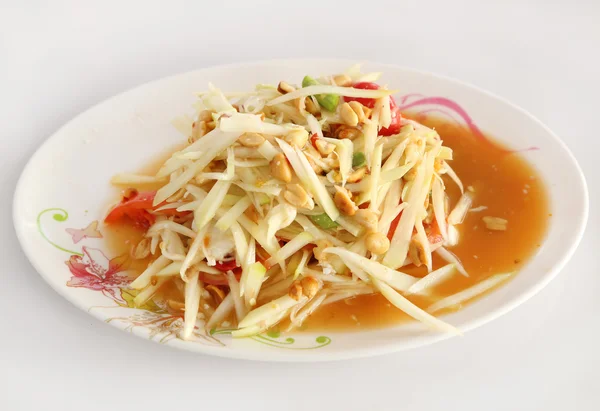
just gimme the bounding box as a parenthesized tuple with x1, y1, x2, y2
(239, 132, 265, 147)
(347, 101, 367, 123)
(346, 167, 367, 183)
(340, 102, 359, 127)
(334, 186, 357, 216)
(294, 96, 306, 113)
(284, 184, 310, 208)
(408, 238, 429, 267)
(322, 156, 340, 169)
(277, 81, 295, 94)
(354, 209, 378, 232)
(315, 139, 335, 156)
(189, 120, 209, 144)
(330, 171, 342, 183)
(313, 239, 333, 261)
(270, 153, 293, 183)
(198, 110, 214, 122)
(336, 125, 362, 140)
(300, 276, 320, 298)
(305, 97, 320, 115)
(365, 232, 390, 255)
(284, 128, 309, 148)
(332, 74, 352, 87)
(288, 281, 303, 300)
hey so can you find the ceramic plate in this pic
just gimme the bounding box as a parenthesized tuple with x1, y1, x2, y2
(13, 59, 588, 361)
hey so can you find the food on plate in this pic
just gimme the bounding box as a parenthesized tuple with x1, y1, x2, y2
(104, 66, 548, 339)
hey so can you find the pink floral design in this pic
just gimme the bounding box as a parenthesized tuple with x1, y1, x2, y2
(397, 94, 539, 153)
(65, 220, 102, 244)
(65, 246, 130, 304)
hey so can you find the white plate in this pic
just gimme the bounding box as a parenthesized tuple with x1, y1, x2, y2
(13, 59, 588, 361)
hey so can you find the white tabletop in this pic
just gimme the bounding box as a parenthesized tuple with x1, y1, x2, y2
(3, 1, 599, 410)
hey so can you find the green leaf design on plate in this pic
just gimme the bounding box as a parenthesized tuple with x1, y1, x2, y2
(37, 208, 83, 256)
(208, 327, 331, 350)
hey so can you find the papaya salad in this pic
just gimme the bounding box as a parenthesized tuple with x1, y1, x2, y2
(105, 66, 513, 340)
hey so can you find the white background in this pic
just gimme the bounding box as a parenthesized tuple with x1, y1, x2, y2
(2, 1, 598, 410)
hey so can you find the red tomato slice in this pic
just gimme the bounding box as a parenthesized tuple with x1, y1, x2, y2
(426, 220, 444, 245)
(344, 82, 402, 136)
(379, 108, 403, 136)
(344, 82, 381, 108)
(105, 191, 157, 229)
(213, 259, 239, 272)
(105, 190, 191, 229)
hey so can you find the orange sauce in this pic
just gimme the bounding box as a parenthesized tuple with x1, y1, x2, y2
(104, 116, 549, 331)
(303, 116, 549, 330)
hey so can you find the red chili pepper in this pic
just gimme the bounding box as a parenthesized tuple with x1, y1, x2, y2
(104, 190, 190, 229)
(387, 210, 402, 242)
(310, 133, 319, 149)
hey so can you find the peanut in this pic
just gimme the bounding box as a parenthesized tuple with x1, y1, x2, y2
(347, 167, 367, 183)
(284, 128, 309, 148)
(289, 277, 321, 300)
(340, 102, 359, 127)
(284, 184, 310, 208)
(305, 97, 320, 115)
(305, 155, 323, 174)
(270, 153, 293, 183)
(288, 281, 303, 301)
(198, 110, 214, 122)
(408, 238, 429, 267)
(334, 186, 357, 216)
(239, 132, 265, 148)
(313, 239, 333, 261)
(315, 139, 335, 156)
(277, 81, 295, 94)
(300, 276, 320, 298)
(365, 232, 390, 255)
(336, 125, 362, 140)
(332, 74, 352, 87)
(348, 101, 367, 123)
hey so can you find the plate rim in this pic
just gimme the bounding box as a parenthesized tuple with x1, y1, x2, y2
(12, 58, 590, 361)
